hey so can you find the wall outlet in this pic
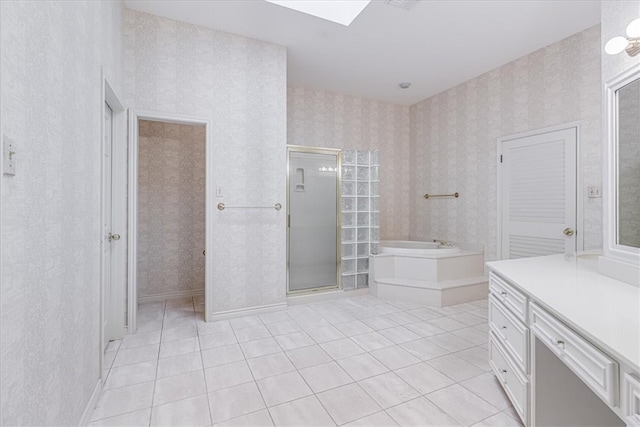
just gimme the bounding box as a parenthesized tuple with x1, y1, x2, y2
(588, 186, 601, 198)
(3, 135, 16, 176)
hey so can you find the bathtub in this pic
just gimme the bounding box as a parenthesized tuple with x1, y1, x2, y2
(370, 240, 487, 307)
(379, 240, 462, 256)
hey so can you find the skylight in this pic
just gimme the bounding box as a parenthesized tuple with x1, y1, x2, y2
(265, 0, 371, 26)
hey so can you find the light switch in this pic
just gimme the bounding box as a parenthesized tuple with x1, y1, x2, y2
(588, 186, 601, 198)
(3, 135, 16, 176)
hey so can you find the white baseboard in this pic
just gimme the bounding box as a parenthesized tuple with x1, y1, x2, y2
(78, 378, 102, 426)
(286, 288, 369, 306)
(208, 302, 288, 321)
(138, 289, 204, 304)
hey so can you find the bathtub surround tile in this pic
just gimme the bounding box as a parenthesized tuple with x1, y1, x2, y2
(208, 382, 266, 424)
(92, 295, 515, 426)
(153, 370, 207, 406)
(268, 396, 336, 426)
(316, 383, 382, 425)
(150, 395, 211, 427)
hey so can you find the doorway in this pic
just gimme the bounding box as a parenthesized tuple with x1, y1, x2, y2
(498, 126, 578, 259)
(128, 111, 213, 332)
(287, 146, 341, 294)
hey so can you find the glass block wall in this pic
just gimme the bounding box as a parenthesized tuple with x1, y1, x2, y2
(341, 150, 380, 289)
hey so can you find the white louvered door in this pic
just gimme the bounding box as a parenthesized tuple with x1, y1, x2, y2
(501, 128, 577, 259)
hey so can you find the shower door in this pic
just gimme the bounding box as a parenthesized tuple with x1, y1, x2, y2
(287, 146, 341, 294)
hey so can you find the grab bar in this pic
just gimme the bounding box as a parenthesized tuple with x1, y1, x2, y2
(217, 203, 282, 211)
(423, 192, 459, 199)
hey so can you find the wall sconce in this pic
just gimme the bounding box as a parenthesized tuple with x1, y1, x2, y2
(605, 18, 640, 57)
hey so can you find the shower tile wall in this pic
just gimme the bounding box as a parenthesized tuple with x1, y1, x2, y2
(341, 150, 380, 289)
(137, 120, 206, 299)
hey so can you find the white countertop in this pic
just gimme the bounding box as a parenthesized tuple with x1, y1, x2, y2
(486, 253, 640, 373)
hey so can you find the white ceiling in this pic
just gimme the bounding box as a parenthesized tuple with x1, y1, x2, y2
(123, 0, 601, 106)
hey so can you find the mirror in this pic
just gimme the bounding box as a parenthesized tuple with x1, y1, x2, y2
(616, 78, 640, 248)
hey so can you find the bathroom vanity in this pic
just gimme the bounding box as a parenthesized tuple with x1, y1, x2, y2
(486, 254, 640, 426)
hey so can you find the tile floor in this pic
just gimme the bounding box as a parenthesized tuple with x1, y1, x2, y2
(90, 295, 523, 426)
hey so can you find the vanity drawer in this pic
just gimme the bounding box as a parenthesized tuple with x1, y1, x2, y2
(489, 294, 529, 373)
(489, 272, 527, 322)
(530, 302, 619, 407)
(624, 373, 640, 427)
(489, 332, 529, 425)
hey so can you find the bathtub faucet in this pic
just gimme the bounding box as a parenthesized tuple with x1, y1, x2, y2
(433, 239, 452, 247)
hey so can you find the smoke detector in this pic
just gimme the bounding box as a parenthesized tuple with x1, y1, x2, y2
(384, 0, 419, 11)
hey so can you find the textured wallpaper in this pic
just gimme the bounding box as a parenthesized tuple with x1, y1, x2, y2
(137, 121, 206, 298)
(0, 0, 124, 425)
(124, 9, 287, 313)
(409, 25, 603, 262)
(288, 87, 411, 240)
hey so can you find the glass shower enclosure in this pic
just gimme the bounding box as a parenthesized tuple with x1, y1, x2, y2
(287, 146, 341, 294)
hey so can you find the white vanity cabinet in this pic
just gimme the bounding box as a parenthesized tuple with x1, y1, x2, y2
(487, 255, 640, 427)
(488, 272, 530, 425)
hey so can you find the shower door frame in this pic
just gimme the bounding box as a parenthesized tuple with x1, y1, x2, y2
(286, 145, 342, 295)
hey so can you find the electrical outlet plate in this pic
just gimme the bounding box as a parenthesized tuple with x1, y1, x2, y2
(3, 135, 16, 176)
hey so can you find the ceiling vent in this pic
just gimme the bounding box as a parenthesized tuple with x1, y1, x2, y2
(384, 0, 419, 11)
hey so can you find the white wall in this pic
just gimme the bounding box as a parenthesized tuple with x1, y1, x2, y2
(0, 1, 123, 425)
(124, 10, 287, 314)
(288, 87, 411, 240)
(409, 25, 602, 262)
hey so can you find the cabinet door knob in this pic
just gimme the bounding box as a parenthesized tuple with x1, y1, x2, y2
(556, 339, 566, 349)
(108, 233, 120, 242)
(563, 228, 575, 236)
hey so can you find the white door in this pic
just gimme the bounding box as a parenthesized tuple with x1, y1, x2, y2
(102, 102, 114, 350)
(500, 128, 577, 259)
